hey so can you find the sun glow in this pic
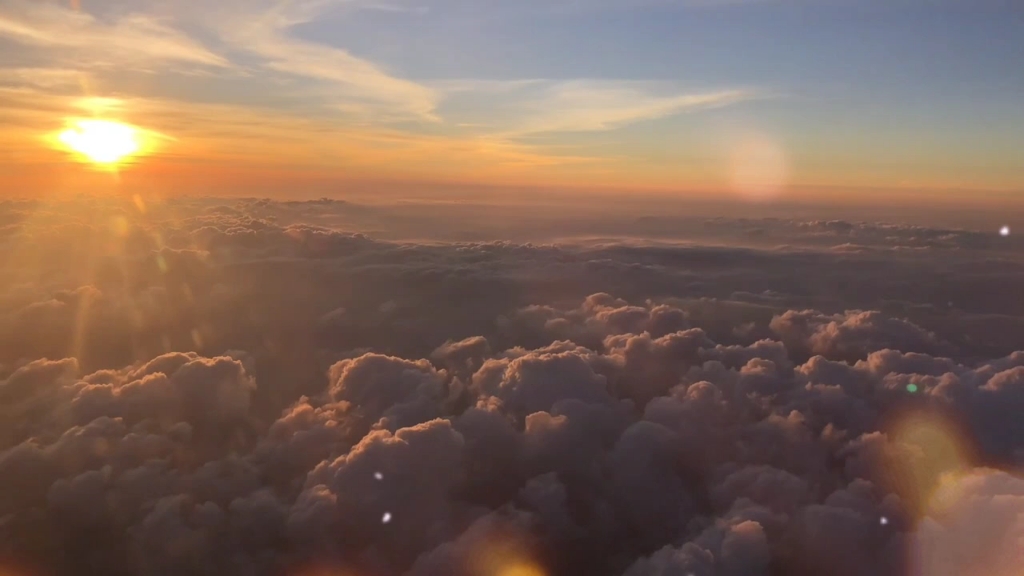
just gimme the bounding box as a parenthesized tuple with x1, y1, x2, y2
(58, 119, 142, 164)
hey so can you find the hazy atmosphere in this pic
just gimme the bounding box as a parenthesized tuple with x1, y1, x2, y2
(2, 0, 1023, 200)
(1, 1, 1023, 576)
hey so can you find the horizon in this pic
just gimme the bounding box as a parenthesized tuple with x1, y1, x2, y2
(2, 0, 1023, 203)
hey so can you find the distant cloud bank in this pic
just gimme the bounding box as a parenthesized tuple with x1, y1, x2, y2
(0, 196, 1021, 575)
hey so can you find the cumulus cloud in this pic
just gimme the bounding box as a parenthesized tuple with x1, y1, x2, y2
(912, 469, 1024, 576)
(0, 196, 1020, 576)
(770, 308, 953, 362)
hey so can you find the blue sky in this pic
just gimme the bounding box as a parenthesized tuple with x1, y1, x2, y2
(0, 0, 1021, 197)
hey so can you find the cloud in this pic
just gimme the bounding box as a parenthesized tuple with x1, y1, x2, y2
(0, 67, 83, 89)
(374, 0, 766, 19)
(911, 469, 1024, 576)
(515, 81, 755, 134)
(0, 0, 765, 184)
(215, 0, 440, 122)
(0, 0, 229, 70)
(0, 86, 605, 178)
(0, 197, 1020, 575)
(438, 79, 758, 136)
(770, 308, 952, 362)
(432, 79, 549, 95)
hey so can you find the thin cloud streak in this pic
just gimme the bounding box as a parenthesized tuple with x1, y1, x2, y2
(437, 79, 760, 136)
(0, 67, 83, 89)
(0, 0, 765, 191)
(516, 82, 756, 134)
(0, 85, 607, 190)
(0, 0, 229, 69)
(216, 0, 441, 122)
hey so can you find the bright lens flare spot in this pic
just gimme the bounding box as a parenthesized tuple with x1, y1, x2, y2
(497, 564, 546, 576)
(729, 132, 789, 201)
(58, 119, 140, 164)
(879, 412, 975, 519)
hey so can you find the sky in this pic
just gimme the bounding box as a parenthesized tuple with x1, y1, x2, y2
(0, 0, 1022, 201)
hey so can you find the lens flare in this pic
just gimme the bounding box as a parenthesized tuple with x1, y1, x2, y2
(909, 469, 1024, 576)
(497, 564, 546, 576)
(58, 119, 141, 164)
(729, 132, 789, 201)
(458, 523, 545, 576)
(875, 411, 976, 519)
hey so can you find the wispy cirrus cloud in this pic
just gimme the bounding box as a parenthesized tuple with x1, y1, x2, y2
(0, 0, 229, 70)
(1, 0, 441, 123)
(0, 0, 764, 189)
(515, 81, 756, 134)
(0, 67, 83, 90)
(436, 79, 760, 136)
(338, 0, 765, 21)
(0, 85, 602, 186)
(214, 0, 440, 122)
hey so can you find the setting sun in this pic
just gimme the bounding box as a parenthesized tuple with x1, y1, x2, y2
(58, 119, 141, 164)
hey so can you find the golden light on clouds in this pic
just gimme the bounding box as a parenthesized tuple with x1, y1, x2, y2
(57, 119, 142, 165)
(867, 410, 1024, 576)
(446, 520, 546, 576)
(496, 563, 546, 576)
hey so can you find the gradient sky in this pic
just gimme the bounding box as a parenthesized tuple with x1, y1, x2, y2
(1, 0, 1022, 200)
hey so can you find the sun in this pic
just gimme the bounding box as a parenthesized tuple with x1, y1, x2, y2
(58, 119, 141, 165)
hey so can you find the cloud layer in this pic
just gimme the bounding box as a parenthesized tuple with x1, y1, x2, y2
(0, 196, 1021, 575)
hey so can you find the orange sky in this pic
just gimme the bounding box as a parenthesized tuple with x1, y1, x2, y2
(1, 0, 1022, 203)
